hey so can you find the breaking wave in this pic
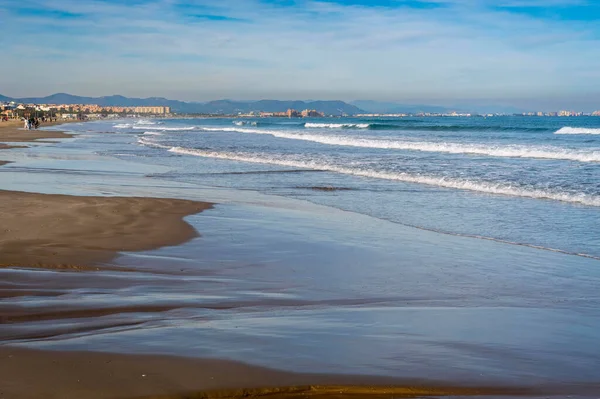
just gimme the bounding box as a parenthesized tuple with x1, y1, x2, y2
(135, 119, 162, 125)
(113, 123, 131, 129)
(199, 127, 600, 163)
(305, 123, 370, 129)
(233, 121, 258, 126)
(555, 127, 600, 135)
(304, 123, 549, 132)
(132, 126, 196, 131)
(137, 137, 600, 207)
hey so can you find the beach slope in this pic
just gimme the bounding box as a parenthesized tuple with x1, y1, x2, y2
(0, 190, 212, 268)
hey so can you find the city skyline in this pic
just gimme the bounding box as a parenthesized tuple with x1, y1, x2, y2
(2, 0, 600, 110)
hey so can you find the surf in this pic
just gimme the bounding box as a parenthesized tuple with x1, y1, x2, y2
(200, 127, 600, 163)
(133, 126, 196, 131)
(137, 138, 600, 207)
(555, 127, 600, 135)
(304, 123, 370, 129)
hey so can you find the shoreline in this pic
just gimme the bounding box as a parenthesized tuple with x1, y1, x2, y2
(0, 119, 76, 143)
(0, 119, 77, 164)
(1, 120, 212, 269)
(2, 120, 600, 398)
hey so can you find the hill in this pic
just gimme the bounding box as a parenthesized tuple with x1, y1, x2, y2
(0, 94, 363, 115)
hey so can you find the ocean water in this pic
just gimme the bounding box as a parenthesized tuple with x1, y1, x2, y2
(3, 116, 600, 393)
(112, 116, 600, 259)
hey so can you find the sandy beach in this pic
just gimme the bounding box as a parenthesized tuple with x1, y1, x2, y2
(0, 120, 74, 165)
(0, 190, 212, 269)
(2, 120, 600, 399)
(0, 120, 213, 269)
(0, 122, 236, 398)
(0, 119, 74, 143)
(0, 122, 507, 399)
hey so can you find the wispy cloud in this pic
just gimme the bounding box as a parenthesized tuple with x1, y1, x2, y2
(0, 0, 599, 108)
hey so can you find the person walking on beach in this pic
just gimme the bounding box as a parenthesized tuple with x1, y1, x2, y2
(24, 118, 29, 130)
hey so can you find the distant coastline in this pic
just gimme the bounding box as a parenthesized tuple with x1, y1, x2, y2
(2, 93, 599, 120)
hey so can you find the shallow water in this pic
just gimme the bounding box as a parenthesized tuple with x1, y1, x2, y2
(1, 120, 600, 394)
(83, 116, 600, 259)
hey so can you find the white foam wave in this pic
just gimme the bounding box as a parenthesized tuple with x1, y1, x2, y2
(305, 123, 370, 129)
(137, 137, 170, 148)
(233, 121, 258, 126)
(136, 136, 600, 206)
(133, 126, 196, 131)
(555, 127, 600, 135)
(200, 127, 600, 163)
(113, 123, 132, 128)
(143, 145, 600, 207)
(143, 131, 163, 136)
(136, 119, 158, 125)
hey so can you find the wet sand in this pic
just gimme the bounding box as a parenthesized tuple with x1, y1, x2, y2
(0, 120, 76, 165)
(2, 121, 595, 398)
(0, 190, 212, 268)
(0, 119, 74, 143)
(0, 347, 535, 399)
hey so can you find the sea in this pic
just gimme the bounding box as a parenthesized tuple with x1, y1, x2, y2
(129, 116, 600, 259)
(2, 115, 600, 395)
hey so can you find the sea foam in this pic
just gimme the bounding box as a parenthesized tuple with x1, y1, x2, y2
(234, 121, 258, 126)
(137, 137, 600, 207)
(133, 126, 196, 131)
(305, 123, 370, 129)
(200, 127, 600, 163)
(555, 127, 600, 135)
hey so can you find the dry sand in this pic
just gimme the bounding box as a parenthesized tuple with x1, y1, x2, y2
(0, 119, 74, 143)
(0, 190, 212, 268)
(0, 120, 212, 267)
(0, 120, 75, 165)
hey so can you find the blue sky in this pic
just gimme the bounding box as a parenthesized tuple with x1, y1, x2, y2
(1, 0, 600, 109)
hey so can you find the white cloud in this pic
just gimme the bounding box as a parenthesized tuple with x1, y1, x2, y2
(1, 0, 599, 107)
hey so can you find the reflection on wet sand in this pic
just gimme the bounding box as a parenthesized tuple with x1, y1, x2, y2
(2, 121, 600, 398)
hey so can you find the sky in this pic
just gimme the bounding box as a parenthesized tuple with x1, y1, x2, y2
(1, 0, 600, 110)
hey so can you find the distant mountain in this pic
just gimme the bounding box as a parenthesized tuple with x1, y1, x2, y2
(3, 93, 194, 112)
(0, 94, 363, 115)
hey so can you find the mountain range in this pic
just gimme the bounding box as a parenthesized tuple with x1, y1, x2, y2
(1, 93, 527, 114)
(0, 93, 363, 115)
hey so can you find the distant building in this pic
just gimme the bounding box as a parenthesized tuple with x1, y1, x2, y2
(286, 109, 300, 118)
(558, 110, 582, 117)
(592, 110, 600, 116)
(301, 109, 324, 117)
(134, 106, 171, 115)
